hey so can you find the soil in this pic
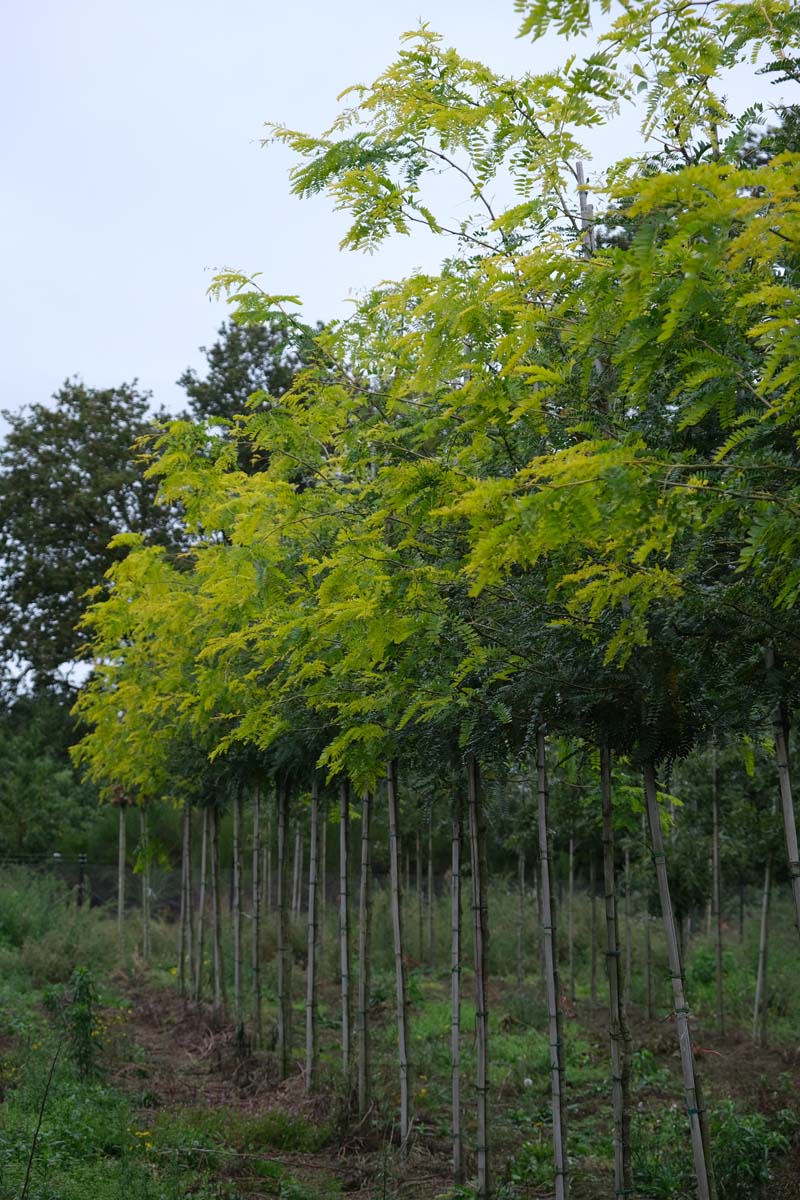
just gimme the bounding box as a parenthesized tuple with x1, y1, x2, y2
(106, 976, 800, 1199)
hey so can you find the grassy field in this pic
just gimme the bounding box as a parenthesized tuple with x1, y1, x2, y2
(0, 868, 797, 1199)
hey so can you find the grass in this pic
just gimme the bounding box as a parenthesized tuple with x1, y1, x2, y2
(0, 867, 797, 1200)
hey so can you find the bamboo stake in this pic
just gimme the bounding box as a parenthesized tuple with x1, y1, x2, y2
(292, 826, 302, 918)
(538, 731, 568, 1200)
(210, 807, 225, 1024)
(623, 846, 632, 1006)
(643, 763, 712, 1200)
(451, 794, 463, 1185)
(589, 854, 598, 1006)
(306, 779, 320, 1092)
(194, 807, 208, 1003)
(339, 780, 352, 1086)
(711, 738, 724, 1035)
(387, 759, 411, 1151)
(140, 807, 151, 963)
(468, 756, 491, 1200)
(568, 834, 576, 1005)
(416, 828, 424, 963)
(320, 801, 327, 958)
(427, 817, 434, 964)
(773, 703, 800, 937)
(516, 846, 526, 987)
(753, 792, 776, 1045)
(117, 800, 126, 952)
(601, 746, 633, 1197)
(277, 780, 291, 1078)
(178, 803, 188, 997)
(252, 782, 262, 1047)
(264, 792, 273, 912)
(356, 789, 371, 1116)
(233, 791, 243, 1035)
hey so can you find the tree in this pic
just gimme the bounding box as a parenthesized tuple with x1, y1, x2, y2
(0, 379, 173, 687)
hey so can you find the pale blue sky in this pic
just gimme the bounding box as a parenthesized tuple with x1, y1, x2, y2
(1, 1, 787, 423)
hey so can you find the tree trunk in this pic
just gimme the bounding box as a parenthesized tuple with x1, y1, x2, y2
(589, 854, 597, 1006)
(601, 747, 633, 1197)
(277, 781, 292, 1079)
(264, 793, 273, 912)
(753, 857, 772, 1046)
(468, 756, 491, 1200)
(117, 802, 127, 952)
(568, 834, 575, 1005)
(252, 782, 262, 1047)
(537, 731, 568, 1200)
(292, 826, 302, 918)
(416, 828, 424, 963)
(773, 703, 800, 937)
(140, 807, 151, 963)
(210, 807, 225, 1024)
(320, 800, 327, 957)
(451, 794, 463, 1186)
(233, 791, 243, 1037)
(643, 763, 713, 1200)
(387, 759, 411, 1152)
(194, 807, 208, 1003)
(178, 803, 188, 996)
(623, 846, 632, 1006)
(356, 789, 371, 1116)
(427, 818, 434, 964)
(711, 738, 724, 1035)
(339, 780, 352, 1087)
(516, 846, 525, 987)
(306, 779, 320, 1092)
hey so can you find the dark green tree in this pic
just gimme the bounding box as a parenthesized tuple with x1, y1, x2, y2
(178, 317, 323, 422)
(0, 379, 172, 686)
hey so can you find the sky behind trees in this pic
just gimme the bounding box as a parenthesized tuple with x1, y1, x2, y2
(1, 0, 788, 424)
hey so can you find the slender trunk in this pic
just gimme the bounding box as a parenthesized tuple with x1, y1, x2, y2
(265, 794, 273, 912)
(387, 759, 411, 1151)
(356, 790, 371, 1115)
(178, 804, 188, 996)
(194, 807, 208, 1003)
(140, 807, 151, 963)
(568, 834, 575, 1005)
(451, 795, 463, 1185)
(643, 764, 713, 1200)
(252, 783, 262, 1047)
(601, 747, 633, 1197)
(306, 779, 320, 1092)
(538, 732, 568, 1200)
(467, 756, 491, 1200)
(773, 703, 800, 937)
(589, 854, 597, 1006)
(753, 858, 772, 1046)
(416, 828, 424, 963)
(623, 846, 632, 1006)
(753, 793, 776, 1046)
(292, 826, 302, 918)
(233, 792, 243, 1035)
(277, 781, 291, 1078)
(427, 818, 434, 964)
(320, 802, 327, 957)
(739, 881, 745, 943)
(210, 807, 225, 1024)
(405, 847, 411, 905)
(536, 854, 544, 975)
(711, 739, 724, 1035)
(516, 846, 525, 987)
(117, 802, 127, 952)
(186, 803, 194, 991)
(339, 781, 351, 1087)
(645, 913, 655, 1020)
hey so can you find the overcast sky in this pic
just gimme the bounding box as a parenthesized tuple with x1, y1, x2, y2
(1, 1, 787, 425)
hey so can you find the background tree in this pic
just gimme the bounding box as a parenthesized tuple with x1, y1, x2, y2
(0, 379, 174, 687)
